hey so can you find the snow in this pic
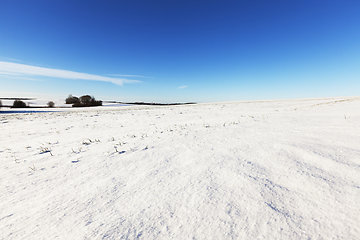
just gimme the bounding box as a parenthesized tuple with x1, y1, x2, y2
(1, 96, 360, 239)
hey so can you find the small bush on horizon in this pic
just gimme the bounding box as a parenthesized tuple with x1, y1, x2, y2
(47, 101, 55, 108)
(12, 100, 27, 108)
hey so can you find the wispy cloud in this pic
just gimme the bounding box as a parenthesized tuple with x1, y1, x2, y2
(107, 74, 152, 78)
(178, 86, 189, 89)
(0, 61, 141, 86)
(0, 71, 42, 81)
(0, 56, 24, 63)
(3, 76, 42, 81)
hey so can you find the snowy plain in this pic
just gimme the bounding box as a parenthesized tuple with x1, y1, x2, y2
(1, 96, 360, 239)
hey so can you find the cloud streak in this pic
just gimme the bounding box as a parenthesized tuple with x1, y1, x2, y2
(0, 61, 141, 86)
(0, 74, 42, 81)
(107, 74, 152, 78)
(178, 85, 189, 89)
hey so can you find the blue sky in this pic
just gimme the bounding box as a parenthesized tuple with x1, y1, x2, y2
(1, 0, 359, 103)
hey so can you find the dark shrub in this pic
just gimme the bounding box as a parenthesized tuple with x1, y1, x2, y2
(47, 101, 55, 108)
(91, 99, 102, 106)
(12, 100, 27, 108)
(72, 102, 84, 107)
(65, 95, 80, 104)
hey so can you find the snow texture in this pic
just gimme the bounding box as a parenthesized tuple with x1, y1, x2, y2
(1, 97, 360, 239)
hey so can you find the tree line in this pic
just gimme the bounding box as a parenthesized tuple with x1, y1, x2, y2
(0, 95, 102, 108)
(66, 95, 102, 107)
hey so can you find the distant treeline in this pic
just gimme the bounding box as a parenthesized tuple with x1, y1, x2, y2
(116, 102, 196, 106)
(0, 98, 36, 100)
(1, 96, 195, 109)
(0, 98, 35, 109)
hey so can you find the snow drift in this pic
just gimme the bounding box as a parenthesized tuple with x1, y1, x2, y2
(1, 97, 359, 239)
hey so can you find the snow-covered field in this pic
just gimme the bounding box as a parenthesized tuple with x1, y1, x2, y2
(1, 97, 360, 239)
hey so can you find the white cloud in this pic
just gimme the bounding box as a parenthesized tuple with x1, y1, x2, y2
(0, 61, 141, 86)
(107, 74, 152, 78)
(0, 71, 22, 76)
(178, 86, 189, 89)
(0, 72, 42, 81)
(0, 56, 24, 63)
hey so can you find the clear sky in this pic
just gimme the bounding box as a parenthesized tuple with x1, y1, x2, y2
(1, 0, 359, 103)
